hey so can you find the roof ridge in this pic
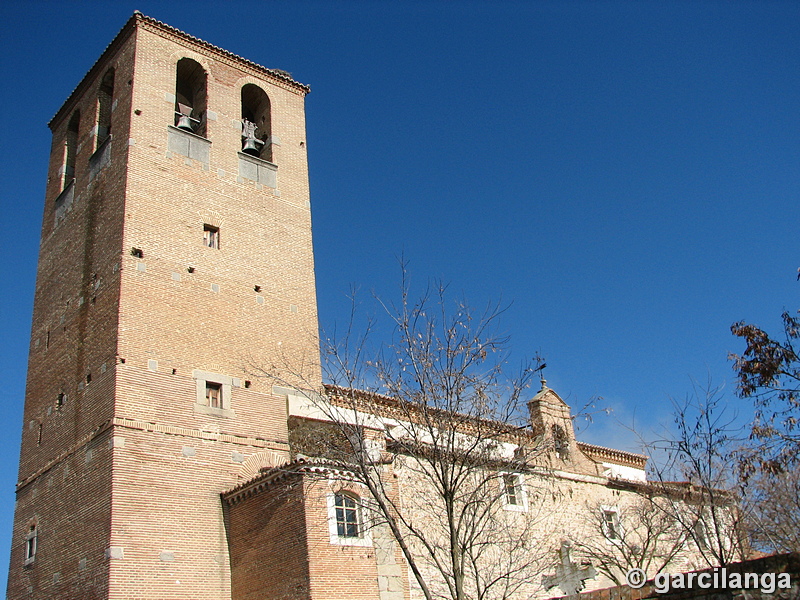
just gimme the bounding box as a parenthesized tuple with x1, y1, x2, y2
(49, 11, 309, 128)
(577, 440, 647, 462)
(134, 12, 309, 93)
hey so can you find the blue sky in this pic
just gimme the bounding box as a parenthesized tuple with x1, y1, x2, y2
(1, 0, 799, 583)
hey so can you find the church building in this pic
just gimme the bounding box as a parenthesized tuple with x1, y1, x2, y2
(7, 13, 712, 600)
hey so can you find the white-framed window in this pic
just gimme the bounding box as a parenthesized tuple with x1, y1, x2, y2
(601, 506, 621, 542)
(193, 370, 239, 417)
(327, 487, 371, 547)
(501, 472, 528, 511)
(24, 524, 37, 565)
(335, 493, 360, 537)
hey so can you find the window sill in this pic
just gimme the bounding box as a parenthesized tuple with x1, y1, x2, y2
(329, 534, 372, 547)
(167, 126, 211, 165)
(193, 403, 235, 418)
(238, 152, 277, 188)
(238, 151, 276, 169)
(168, 124, 209, 142)
(89, 134, 112, 179)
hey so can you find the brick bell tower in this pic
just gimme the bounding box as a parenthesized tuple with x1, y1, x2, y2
(8, 13, 320, 600)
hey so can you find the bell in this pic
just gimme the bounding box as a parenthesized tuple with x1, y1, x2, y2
(176, 114, 195, 132)
(242, 136, 264, 156)
(175, 103, 196, 132)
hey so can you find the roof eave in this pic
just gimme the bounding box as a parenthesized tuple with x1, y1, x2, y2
(48, 11, 310, 130)
(48, 12, 138, 130)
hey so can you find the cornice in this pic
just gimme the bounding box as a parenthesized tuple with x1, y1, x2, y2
(221, 458, 358, 505)
(49, 11, 309, 129)
(134, 12, 310, 95)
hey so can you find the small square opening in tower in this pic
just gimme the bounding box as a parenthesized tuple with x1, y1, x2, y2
(25, 524, 37, 564)
(203, 224, 219, 249)
(205, 382, 222, 408)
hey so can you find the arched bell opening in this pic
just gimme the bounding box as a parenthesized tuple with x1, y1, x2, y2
(96, 68, 114, 149)
(174, 58, 207, 137)
(240, 83, 271, 161)
(64, 110, 80, 189)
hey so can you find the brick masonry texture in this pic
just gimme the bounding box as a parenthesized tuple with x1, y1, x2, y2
(8, 13, 319, 600)
(8, 13, 717, 600)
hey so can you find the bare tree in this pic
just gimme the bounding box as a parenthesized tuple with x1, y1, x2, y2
(572, 496, 687, 585)
(638, 384, 750, 568)
(255, 276, 556, 600)
(743, 464, 800, 554)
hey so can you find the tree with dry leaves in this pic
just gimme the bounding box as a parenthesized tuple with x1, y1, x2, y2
(731, 308, 800, 475)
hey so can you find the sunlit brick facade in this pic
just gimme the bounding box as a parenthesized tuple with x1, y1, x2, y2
(7, 14, 711, 600)
(8, 13, 318, 599)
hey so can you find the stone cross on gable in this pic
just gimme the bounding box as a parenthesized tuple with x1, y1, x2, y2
(541, 541, 597, 597)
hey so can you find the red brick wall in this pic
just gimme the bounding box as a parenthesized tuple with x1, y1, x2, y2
(9, 13, 320, 600)
(302, 477, 382, 600)
(226, 473, 386, 600)
(7, 428, 114, 600)
(8, 24, 135, 599)
(226, 474, 311, 600)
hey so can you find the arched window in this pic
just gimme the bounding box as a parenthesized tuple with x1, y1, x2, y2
(552, 424, 570, 460)
(174, 58, 207, 137)
(333, 493, 361, 538)
(64, 110, 80, 189)
(240, 83, 271, 161)
(96, 68, 114, 149)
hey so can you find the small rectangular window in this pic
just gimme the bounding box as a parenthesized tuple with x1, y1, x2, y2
(205, 382, 222, 408)
(193, 370, 236, 417)
(25, 525, 37, 564)
(603, 509, 621, 541)
(334, 493, 361, 538)
(503, 474, 521, 506)
(203, 225, 219, 249)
